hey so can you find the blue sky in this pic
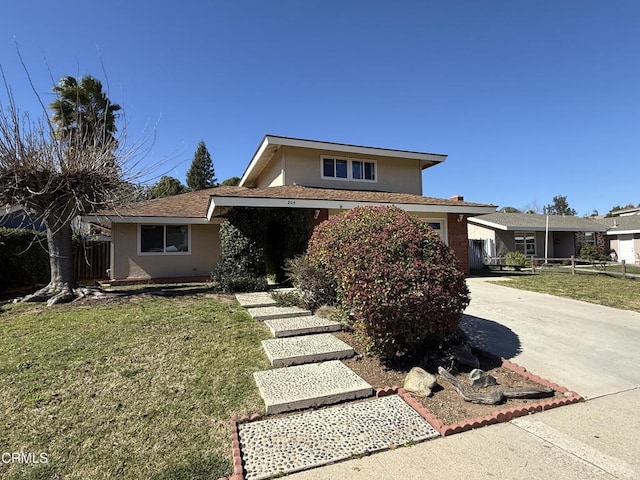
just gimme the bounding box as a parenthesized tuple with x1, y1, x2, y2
(1, 1, 638, 215)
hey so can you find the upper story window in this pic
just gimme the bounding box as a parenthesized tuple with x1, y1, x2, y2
(321, 156, 377, 183)
(139, 224, 190, 255)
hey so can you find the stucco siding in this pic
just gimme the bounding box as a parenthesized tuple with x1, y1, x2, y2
(110, 223, 220, 280)
(254, 146, 422, 194)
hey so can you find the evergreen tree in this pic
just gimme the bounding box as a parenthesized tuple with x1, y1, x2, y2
(147, 176, 187, 199)
(186, 140, 216, 190)
(543, 195, 577, 216)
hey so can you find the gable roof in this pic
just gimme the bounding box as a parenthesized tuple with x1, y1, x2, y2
(239, 135, 448, 187)
(89, 185, 496, 225)
(596, 215, 640, 235)
(468, 213, 608, 232)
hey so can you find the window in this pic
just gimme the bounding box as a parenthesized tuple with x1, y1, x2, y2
(321, 157, 377, 182)
(419, 219, 447, 243)
(583, 232, 596, 245)
(322, 157, 348, 179)
(352, 160, 376, 181)
(514, 231, 536, 255)
(139, 225, 190, 254)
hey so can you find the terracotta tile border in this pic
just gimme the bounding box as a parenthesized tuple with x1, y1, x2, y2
(381, 351, 583, 437)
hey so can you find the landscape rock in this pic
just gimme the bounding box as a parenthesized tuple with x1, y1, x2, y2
(447, 343, 480, 369)
(469, 368, 498, 388)
(404, 367, 437, 397)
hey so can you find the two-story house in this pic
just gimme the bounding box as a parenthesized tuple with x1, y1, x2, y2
(88, 135, 496, 282)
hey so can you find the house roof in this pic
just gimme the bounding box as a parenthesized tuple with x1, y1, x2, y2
(239, 135, 448, 187)
(468, 213, 609, 232)
(596, 215, 640, 235)
(89, 185, 496, 224)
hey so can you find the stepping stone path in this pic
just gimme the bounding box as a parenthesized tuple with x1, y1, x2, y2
(233, 291, 440, 478)
(261, 333, 355, 367)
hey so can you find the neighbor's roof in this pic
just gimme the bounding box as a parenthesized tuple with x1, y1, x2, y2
(89, 185, 496, 224)
(468, 213, 608, 232)
(596, 215, 640, 234)
(240, 135, 448, 187)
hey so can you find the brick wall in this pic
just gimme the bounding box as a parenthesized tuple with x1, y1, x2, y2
(447, 213, 470, 274)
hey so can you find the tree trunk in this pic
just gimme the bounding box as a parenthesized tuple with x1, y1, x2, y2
(22, 211, 77, 305)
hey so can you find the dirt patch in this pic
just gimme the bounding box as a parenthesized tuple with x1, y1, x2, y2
(335, 330, 565, 426)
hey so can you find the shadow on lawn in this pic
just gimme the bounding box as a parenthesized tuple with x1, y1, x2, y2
(461, 314, 522, 360)
(106, 284, 216, 299)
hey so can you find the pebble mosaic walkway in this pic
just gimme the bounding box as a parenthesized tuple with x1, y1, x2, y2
(238, 395, 440, 480)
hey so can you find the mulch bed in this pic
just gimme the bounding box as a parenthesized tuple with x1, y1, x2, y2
(334, 330, 582, 434)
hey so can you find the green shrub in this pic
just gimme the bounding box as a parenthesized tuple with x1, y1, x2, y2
(505, 251, 528, 267)
(210, 221, 267, 293)
(0, 228, 50, 292)
(284, 255, 337, 310)
(306, 206, 469, 360)
(579, 243, 599, 261)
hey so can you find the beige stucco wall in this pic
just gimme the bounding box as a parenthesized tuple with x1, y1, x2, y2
(467, 224, 496, 242)
(256, 146, 423, 194)
(110, 223, 220, 280)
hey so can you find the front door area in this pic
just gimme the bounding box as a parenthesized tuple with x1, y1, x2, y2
(618, 234, 636, 264)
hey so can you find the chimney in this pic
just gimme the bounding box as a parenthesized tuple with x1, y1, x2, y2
(450, 194, 464, 202)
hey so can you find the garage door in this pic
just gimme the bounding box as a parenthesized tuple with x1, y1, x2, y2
(618, 234, 635, 264)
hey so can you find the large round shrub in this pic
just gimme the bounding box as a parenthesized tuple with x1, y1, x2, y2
(306, 206, 469, 359)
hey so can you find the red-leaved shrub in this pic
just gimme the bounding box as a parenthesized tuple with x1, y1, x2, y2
(306, 206, 469, 359)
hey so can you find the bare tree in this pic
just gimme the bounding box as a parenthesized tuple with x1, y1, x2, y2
(0, 72, 148, 305)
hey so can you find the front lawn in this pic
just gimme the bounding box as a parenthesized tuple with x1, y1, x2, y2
(490, 272, 640, 313)
(0, 288, 270, 479)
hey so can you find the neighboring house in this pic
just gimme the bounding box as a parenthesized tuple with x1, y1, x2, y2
(0, 205, 45, 231)
(467, 213, 609, 266)
(86, 135, 496, 282)
(597, 216, 640, 265)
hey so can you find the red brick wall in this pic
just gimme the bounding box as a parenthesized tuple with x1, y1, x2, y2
(447, 213, 470, 275)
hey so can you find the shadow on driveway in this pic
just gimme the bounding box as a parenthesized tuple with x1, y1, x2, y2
(461, 314, 522, 360)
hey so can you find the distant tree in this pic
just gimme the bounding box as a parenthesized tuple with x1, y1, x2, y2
(522, 201, 542, 214)
(186, 140, 216, 190)
(147, 176, 186, 199)
(607, 203, 637, 216)
(543, 195, 577, 216)
(220, 176, 241, 186)
(499, 206, 521, 213)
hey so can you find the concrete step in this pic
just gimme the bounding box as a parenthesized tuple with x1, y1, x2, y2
(247, 305, 312, 321)
(235, 292, 278, 308)
(264, 315, 342, 338)
(238, 395, 440, 480)
(253, 360, 374, 415)
(261, 333, 354, 367)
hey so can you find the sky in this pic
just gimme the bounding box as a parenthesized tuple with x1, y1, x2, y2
(1, 1, 638, 216)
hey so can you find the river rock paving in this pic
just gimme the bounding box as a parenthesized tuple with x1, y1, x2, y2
(247, 305, 312, 321)
(235, 292, 279, 308)
(238, 395, 440, 480)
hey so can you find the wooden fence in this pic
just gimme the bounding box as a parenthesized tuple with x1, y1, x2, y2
(73, 240, 110, 280)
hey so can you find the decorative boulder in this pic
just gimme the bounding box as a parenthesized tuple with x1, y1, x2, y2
(404, 367, 437, 397)
(469, 369, 497, 388)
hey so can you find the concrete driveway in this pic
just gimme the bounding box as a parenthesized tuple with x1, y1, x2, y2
(462, 277, 640, 399)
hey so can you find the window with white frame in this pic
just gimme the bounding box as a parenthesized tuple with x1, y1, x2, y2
(139, 225, 190, 254)
(420, 219, 447, 243)
(583, 232, 596, 245)
(321, 156, 376, 182)
(514, 231, 536, 255)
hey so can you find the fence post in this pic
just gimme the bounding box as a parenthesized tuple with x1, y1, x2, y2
(531, 256, 536, 273)
(571, 255, 575, 275)
(622, 260, 626, 279)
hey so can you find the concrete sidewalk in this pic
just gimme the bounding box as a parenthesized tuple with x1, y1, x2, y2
(285, 278, 640, 479)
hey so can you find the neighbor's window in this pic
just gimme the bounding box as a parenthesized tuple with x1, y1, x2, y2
(583, 232, 596, 245)
(514, 231, 536, 255)
(322, 156, 377, 182)
(322, 157, 348, 179)
(140, 225, 190, 254)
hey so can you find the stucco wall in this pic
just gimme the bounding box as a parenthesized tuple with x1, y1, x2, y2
(110, 223, 220, 280)
(256, 146, 423, 194)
